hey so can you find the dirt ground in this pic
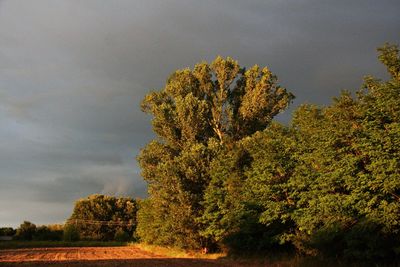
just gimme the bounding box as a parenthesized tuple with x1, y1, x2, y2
(0, 247, 257, 267)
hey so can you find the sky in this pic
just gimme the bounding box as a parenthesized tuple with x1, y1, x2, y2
(0, 0, 399, 227)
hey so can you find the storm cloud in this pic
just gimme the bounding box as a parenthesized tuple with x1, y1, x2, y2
(1, 0, 399, 226)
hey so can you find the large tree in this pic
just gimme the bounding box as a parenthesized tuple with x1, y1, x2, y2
(137, 56, 293, 249)
(68, 194, 138, 241)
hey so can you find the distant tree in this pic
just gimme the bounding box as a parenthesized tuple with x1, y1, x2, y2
(137, 56, 293, 249)
(33, 225, 63, 241)
(63, 224, 79, 242)
(0, 227, 16, 237)
(15, 221, 36, 241)
(68, 194, 138, 241)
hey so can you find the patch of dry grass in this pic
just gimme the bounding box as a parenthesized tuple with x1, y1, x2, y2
(128, 243, 225, 260)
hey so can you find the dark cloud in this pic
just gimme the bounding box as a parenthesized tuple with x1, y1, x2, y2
(31, 172, 147, 204)
(1, 0, 399, 227)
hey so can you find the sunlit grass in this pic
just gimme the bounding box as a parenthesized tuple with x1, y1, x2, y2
(128, 243, 224, 259)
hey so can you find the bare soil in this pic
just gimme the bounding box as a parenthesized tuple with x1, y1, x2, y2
(0, 247, 258, 267)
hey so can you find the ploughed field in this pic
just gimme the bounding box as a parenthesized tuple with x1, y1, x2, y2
(0, 246, 248, 267)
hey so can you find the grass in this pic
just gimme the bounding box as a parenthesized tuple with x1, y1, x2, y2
(129, 243, 224, 259)
(0, 240, 127, 250)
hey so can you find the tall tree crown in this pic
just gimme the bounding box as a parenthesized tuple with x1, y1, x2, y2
(141, 56, 294, 146)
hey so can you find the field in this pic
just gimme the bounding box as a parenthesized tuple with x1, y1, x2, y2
(0, 246, 265, 267)
(0, 244, 394, 267)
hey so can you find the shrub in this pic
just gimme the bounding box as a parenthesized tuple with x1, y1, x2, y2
(63, 224, 79, 241)
(114, 229, 130, 242)
(33, 226, 63, 241)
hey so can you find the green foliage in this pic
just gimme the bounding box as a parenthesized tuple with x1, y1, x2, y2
(0, 227, 15, 237)
(63, 224, 80, 242)
(137, 56, 293, 249)
(377, 43, 400, 80)
(136, 199, 167, 245)
(15, 221, 37, 241)
(199, 123, 299, 254)
(8, 223, 62, 241)
(68, 194, 138, 241)
(33, 226, 63, 241)
(137, 44, 400, 262)
(236, 43, 400, 259)
(114, 229, 130, 242)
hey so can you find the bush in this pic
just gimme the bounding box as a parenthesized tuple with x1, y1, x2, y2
(63, 224, 79, 241)
(114, 229, 130, 242)
(343, 221, 399, 260)
(33, 226, 63, 241)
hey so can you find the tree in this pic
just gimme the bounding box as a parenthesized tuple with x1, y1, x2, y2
(68, 194, 138, 241)
(33, 225, 63, 241)
(15, 221, 36, 241)
(63, 224, 79, 242)
(0, 227, 15, 237)
(137, 56, 293, 249)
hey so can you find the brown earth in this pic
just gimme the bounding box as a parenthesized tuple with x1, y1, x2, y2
(0, 247, 265, 267)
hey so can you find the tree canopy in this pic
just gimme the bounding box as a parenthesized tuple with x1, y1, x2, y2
(137, 56, 293, 249)
(137, 44, 400, 261)
(68, 194, 138, 241)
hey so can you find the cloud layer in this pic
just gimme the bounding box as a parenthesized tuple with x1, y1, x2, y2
(1, 0, 399, 226)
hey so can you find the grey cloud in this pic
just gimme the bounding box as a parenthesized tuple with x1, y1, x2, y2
(0, 167, 147, 226)
(30, 171, 147, 204)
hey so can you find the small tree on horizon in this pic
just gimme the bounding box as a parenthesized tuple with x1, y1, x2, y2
(15, 221, 36, 241)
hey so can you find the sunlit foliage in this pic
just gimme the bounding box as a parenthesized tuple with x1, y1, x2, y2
(137, 44, 400, 261)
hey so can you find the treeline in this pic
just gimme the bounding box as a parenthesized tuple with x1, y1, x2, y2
(1, 222, 63, 241)
(135, 44, 400, 260)
(2, 195, 138, 242)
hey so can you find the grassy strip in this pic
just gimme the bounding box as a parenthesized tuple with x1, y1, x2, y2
(128, 243, 225, 259)
(0, 241, 127, 250)
(128, 244, 305, 267)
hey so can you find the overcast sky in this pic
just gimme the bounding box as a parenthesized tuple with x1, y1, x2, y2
(0, 0, 399, 227)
